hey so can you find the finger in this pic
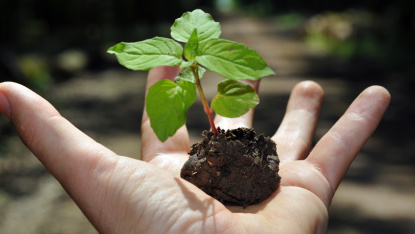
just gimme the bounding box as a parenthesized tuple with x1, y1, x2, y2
(306, 86, 390, 194)
(0, 81, 117, 197)
(273, 81, 324, 162)
(141, 66, 191, 162)
(215, 79, 260, 130)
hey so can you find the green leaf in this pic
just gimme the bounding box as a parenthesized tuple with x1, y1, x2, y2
(211, 80, 259, 118)
(107, 37, 183, 71)
(174, 66, 206, 84)
(146, 80, 197, 142)
(196, 38, 275, 80)
(171, 9, 221, 43)
(184, 28, 199, 60)
(180, 59, 195, 69)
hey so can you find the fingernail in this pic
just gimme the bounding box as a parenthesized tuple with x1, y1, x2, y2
(0, 91, 11, 119)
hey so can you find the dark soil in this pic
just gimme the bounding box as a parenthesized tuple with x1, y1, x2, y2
(180, 127, 281, 207)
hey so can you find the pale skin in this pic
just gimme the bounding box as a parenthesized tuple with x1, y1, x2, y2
(0, 66, 390, 233)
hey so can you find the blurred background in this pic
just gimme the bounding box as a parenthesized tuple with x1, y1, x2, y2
(1, 0, 414, 233)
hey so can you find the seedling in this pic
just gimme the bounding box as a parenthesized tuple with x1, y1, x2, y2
(109, 9, 280, 206)
(108, 9, 274, 142)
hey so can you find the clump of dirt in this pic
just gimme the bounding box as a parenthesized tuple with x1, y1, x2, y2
(180, 127, 281, 207)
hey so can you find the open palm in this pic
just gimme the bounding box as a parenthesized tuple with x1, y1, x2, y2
(0, 66, 389, 233)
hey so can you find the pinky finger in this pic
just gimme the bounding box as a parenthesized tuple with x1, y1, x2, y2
(306, 85, 390, 194)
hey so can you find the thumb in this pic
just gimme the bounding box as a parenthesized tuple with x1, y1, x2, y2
(0, 82, 116, 183)
(0, 82, 127, 231)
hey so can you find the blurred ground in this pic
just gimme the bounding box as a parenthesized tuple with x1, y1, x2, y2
(1, 12, 415, 233)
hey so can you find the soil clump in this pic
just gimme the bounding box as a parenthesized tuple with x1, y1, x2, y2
(181, 127, 281, 207)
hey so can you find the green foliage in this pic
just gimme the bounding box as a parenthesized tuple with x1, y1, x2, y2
(170, 9, 221, 43)
(146, 80, 197, 142)
(196, 38, 274, 80)
(174, 66, 206, 84)
(184, 29, 199, 60)
(108, 9, 274, 142)
(107, 37, 183, 71)
(211, 80, 259, 118)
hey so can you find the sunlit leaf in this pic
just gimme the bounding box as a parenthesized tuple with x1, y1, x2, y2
(107, 37, 183, 71)
(197, 38, 274, 80)
(171, 9, 221, 43)
(211, 80, 259, 118)
(146, 80, 197, 142)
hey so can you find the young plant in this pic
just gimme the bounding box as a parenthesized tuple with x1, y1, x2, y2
(108, 9, 274, 142)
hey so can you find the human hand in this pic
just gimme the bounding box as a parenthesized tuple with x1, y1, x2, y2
(0, 66, 390, 233)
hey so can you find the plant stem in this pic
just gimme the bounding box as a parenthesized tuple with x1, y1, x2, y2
(192, 65, 218, 134)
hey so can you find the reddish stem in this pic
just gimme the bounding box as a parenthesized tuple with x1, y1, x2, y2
(192, 66, 218, 134)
